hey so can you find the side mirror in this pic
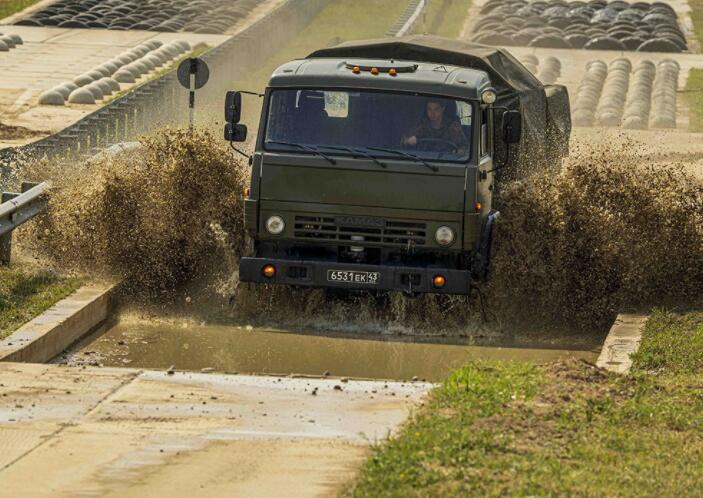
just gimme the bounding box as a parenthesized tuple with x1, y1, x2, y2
(502, 110, 522, 144)
(225, 91, 242, 124)
(225, 123, 247, 142)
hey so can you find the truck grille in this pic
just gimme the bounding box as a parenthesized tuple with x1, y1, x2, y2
(293, 215, 427, 247)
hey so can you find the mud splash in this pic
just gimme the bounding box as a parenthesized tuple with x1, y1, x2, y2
(26, 130, 249, 298)
(489, 136, 703, 328)
(24, 131, 703, 334)
(232, 136, 702, 332)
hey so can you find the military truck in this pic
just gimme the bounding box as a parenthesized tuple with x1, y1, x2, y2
(225, 36, 571, 295)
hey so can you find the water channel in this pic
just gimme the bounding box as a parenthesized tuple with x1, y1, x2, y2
(58, 315, 605, 382)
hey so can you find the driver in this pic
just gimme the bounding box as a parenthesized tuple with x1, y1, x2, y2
(401, 99, 468, 154)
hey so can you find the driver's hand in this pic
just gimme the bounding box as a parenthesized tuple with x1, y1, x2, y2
(403, 135, 417, 146)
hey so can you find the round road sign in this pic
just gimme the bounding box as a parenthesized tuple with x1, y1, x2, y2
(177, 57, 210, 90)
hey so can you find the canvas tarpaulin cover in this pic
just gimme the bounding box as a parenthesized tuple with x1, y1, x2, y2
(308, 35, 571, 174)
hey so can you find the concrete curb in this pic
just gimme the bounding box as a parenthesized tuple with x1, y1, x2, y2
(596, 313, 648, 374)
(0, 283, 118, 363)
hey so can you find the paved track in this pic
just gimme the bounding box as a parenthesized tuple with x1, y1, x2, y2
(0, 362, 429, 497)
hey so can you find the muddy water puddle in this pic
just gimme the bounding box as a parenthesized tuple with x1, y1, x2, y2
(60, 318, 602, 382)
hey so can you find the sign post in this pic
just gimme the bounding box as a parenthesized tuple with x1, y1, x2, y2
(177, 57, 210, 130)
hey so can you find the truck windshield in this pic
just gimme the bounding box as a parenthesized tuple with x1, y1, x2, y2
(264, 89, 472, 163)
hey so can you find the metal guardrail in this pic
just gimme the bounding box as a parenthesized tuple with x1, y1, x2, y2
(386, 0, 427, 37)
(0, 181, 48, 265)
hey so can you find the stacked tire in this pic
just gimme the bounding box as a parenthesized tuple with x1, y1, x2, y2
(518, 55, 562, 84)
(519, 54, 539, 74)
(471, 0, 687, 52)
(596, 58, 630, 126)
(650, 59, 679, 128)
(572, 60, 608, 126)
(537, 56, 562, 84)
(15, 0, 259, 34)
(622, 60, 656, 129)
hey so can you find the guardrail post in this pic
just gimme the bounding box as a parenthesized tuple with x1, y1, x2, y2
(121, 100, 136, 141)
(151, 81, 169, 128)
(92, 116, 110, 148)
(76, 125, 91, 154)
(53, 133, 76, 159)
(133, 94, 148, 135)
(110, 104, 127, 142)
(86, 118, 100, 148)
(0, 191, 19, 265)
(0, 181, 47, 266)
(139, 90, 157, 135)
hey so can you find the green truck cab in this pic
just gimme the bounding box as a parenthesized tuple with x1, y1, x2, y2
(226, 36, 570, 295)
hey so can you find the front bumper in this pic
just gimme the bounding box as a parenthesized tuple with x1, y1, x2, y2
(239, 257, 472, 295)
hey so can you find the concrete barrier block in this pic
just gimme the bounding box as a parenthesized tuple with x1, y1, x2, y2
(597, 314, 647, 374)
(0, 283, 118, 364)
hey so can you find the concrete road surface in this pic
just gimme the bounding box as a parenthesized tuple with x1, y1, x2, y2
(0, 362, 430, 497)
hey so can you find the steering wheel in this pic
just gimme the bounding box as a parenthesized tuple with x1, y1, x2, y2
(415, 137, 459, 153)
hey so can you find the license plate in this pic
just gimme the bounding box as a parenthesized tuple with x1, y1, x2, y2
(327, 270, 380, 285)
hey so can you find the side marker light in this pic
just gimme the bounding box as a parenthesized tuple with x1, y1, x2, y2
(262, 265, 276, 278)
(433, 275, 446, 288)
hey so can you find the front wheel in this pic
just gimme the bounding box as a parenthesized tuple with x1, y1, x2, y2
(472, 210, 500, 280)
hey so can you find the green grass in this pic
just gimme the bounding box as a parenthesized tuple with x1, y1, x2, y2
(631, 310, 703, 374)
(234, 0, 407, 125)
(414, 0, 472, 38)
(348, 310, 703, 497)
(685, 68, 703, 132)
(690, 0, 703, 51)
(0, 264, 81, 339)
(0, 0, 41, 19)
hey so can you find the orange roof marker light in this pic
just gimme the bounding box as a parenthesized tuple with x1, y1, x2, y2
(433, 275, 446, 288)
(389, 68, 398, 76)
(352, 66, 361, 74)
(370, 67, 379, 75)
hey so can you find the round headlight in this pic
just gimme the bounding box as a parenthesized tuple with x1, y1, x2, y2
(481, 89, 497, 105)
(435, 226, 455, 246)
(265, 215, 285, 235)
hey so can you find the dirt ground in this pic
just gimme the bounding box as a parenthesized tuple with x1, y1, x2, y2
(572, 126, 703, 178)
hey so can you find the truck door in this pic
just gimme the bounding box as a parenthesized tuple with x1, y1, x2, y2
(478, 106, 493, 213)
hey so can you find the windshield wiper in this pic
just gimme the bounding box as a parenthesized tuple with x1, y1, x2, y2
(318, 145, 387, 168)
(266, 140, 336, 165)
(367, 147, 438, 172)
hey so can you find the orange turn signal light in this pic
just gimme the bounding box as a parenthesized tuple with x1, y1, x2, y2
(433, 275, 446, 288)
(371, 67, 379, 75)
(262, 264, 276, 278)
(352, 66, 361, 74)
(389, 68, 398, 76)
(474, 202, 482, 212)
